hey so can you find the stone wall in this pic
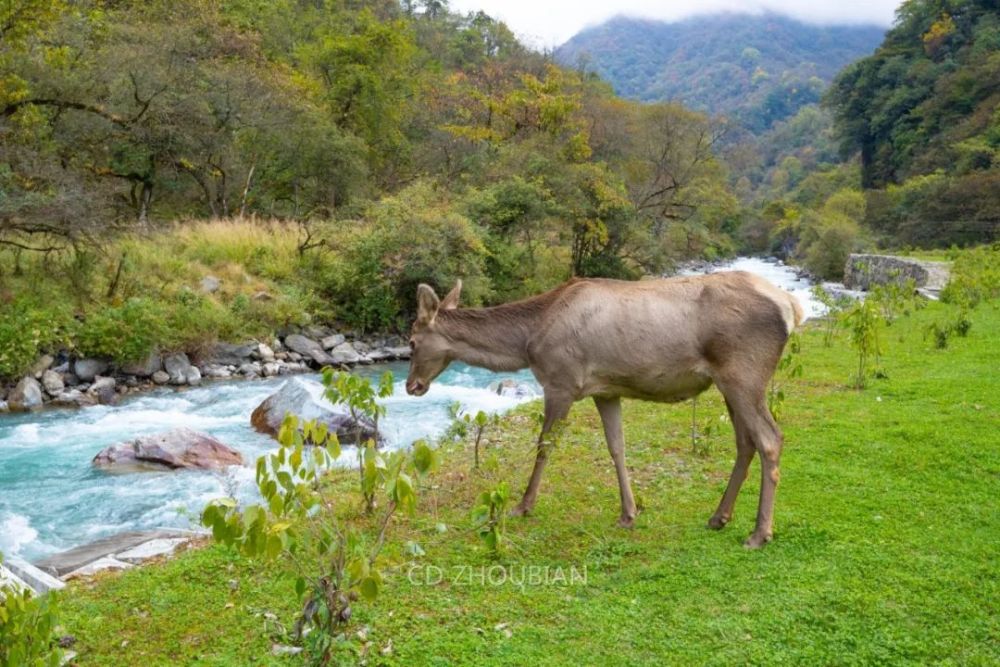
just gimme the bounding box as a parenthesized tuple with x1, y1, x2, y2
(843, 254, 950, 293)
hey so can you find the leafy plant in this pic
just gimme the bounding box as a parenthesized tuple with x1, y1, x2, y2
(810, 285, 852, 347)
(840, 297, 886, 388)
(445, 404, 497, 470)
(322, 369, 394, 513)
(201, 413, 436, 664)
(768, 332, 803, 420)
(471, 482, 510, 557)
(0, 555, 63, 667)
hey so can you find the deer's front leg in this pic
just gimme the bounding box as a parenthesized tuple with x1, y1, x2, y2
(594, 396, 637, 528)
(512, 392, 572, 517)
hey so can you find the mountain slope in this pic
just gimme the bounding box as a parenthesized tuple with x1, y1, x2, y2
(556, 13, 885, 131)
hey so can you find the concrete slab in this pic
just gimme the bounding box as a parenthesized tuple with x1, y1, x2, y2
(4, 556, 66, 594)
(63, 556, 134, 579)
(34, 529, 196, 578)
(1, 563, 30, 595)
(116, 537, 190, 563)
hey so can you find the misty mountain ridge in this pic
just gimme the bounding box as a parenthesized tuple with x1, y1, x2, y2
(555, 12, 886, 132)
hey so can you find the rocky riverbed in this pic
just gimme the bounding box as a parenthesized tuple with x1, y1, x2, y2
(0, 329, 412, 414)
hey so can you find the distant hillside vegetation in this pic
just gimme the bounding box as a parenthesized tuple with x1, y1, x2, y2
(826, 0, 1000, 246)
(556, 13, 885, 131)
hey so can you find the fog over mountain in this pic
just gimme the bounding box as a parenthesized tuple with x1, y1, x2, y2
(555, 13, 886, 131)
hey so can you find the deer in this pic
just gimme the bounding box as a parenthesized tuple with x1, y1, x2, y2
(405, 271, 803, 548)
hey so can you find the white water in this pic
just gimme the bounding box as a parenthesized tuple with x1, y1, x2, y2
(0, 363, 536, 561)
(0, 257, 827, 562)
(678, 256, 831, 320)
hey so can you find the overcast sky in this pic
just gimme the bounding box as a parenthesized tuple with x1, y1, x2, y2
(448, 0, 904, 48)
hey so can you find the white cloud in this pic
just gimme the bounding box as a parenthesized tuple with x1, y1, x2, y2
(447, 0, 903, 48)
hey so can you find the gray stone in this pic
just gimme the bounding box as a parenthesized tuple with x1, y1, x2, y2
(93, 428, 244, 472)
(30, 354, 54, 378)
(328, 342, 363, 364)
(254, 342, 275, 362)
(321, 334, 346, 350)
(74, 358, 109, 382)
(283, 334, 323, 357)
(41, 369, 65, 395)
(87, 376, 117, 405)
(287, 351, 303, 362)
(121, 352, 162, 378)
(202, 364, 232, 379)
(238, 361, 262, 376)
(351, 340, 371, 354)
(308, 348, 336, 367)
(366, 348, 393, 362)
(211, 342, 255, 366)
(9, 376, 44, 411)
(151, 370, 170, 385)
(488, 379, 537, 399)
(0, 401, 8, 413)
(262, 362, 281, 377)
(51, 390, 97, 408)
(200, 275, 221, 293)
(384, 346, 411, 359)
(250, 378, 380, 445)
(163, 352, 199, 385)
(61, 372, 79, 387)
(303, 325, 330, 340)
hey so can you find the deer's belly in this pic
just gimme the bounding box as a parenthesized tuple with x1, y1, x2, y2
(584, 369, 713, 403)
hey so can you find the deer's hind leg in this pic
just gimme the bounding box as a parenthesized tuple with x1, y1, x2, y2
(713, 375, 784, 549)
(708, 397, 755, 530)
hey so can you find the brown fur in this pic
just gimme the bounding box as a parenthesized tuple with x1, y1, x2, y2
(406, 272, 802, 548)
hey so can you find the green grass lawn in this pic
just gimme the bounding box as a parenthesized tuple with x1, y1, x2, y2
(59, 298, 1000, 666)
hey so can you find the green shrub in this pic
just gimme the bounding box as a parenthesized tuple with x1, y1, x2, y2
(941, 244, 1000, 308)
(75, 298, 168, 363)
(1, 556, 63, 667)
(802, 213, 864, 280)
(0, 298, 75, 378)
(327, 182, 492, 331)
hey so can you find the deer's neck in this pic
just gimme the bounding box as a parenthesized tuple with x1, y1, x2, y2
(437, 303, 541, 372)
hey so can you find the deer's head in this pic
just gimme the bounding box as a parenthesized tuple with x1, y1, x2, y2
(405, 280, 462, 396)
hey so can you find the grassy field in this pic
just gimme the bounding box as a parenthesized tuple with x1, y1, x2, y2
(58, 296, 999, 666)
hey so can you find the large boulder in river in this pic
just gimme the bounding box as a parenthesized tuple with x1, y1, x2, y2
(250, 378, 380, 445)
(9, 376, 44, 411)
(93, 428, 243, 472)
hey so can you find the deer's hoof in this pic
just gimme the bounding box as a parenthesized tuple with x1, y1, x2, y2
(743, 532, 773, 549)
(617, 515, 636, 529)
(707, 514, 729, 530)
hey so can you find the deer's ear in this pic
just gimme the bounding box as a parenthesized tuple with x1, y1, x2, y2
(416, 284, 440, 324)
(440, 279, 462, 310)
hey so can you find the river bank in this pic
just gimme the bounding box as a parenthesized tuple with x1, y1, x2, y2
(0, 257, 835, 563)
(54, 286, 1000, 665)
